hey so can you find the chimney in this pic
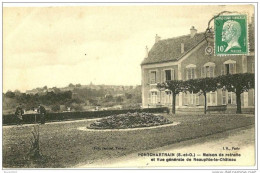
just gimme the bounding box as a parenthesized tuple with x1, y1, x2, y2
(181, 43, 184, 53)
(190, 26, 197, 38)
(155, 34, 161, 43)
(145, 46, 149, 58)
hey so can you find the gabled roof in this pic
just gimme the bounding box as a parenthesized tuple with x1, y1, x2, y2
(141, 33, 205, 65)
(141, 23, 255, 65)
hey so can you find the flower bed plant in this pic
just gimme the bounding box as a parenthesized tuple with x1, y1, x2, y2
(88, 112, 173, 129)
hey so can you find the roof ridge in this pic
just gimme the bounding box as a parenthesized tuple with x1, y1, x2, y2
(158, 31, 205, 42)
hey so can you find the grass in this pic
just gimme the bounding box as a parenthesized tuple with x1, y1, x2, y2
(3, 113, 254, 168)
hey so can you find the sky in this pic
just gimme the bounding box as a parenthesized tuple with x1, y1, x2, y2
(3, 4, 254, 92)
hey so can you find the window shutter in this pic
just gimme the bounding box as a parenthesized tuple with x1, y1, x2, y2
(171, 69, 175, 80)
(157, 92, 160, 104)
(148, 72, 151, 84)
(201, 67, 205, 78)
(209, 67, 213, 77)
(221, 65, 225, 75)
(196, 94, 199, 105)
(161, 92, 165, 104)
(233, 63, 236, 74)
(154, 71, 157, 83)
(232, 92, 236, 104)
(148, 92, 151, 104)
(161, 70, 164, 83)
(229, 64, 233, 74)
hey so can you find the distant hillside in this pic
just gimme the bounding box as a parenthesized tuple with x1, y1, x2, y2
(3, 84, 141, 114)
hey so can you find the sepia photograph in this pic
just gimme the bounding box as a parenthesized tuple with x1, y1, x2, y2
(2, 2, 257, 171)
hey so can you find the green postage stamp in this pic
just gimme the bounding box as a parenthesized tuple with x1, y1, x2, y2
(214, 14, 248, 55)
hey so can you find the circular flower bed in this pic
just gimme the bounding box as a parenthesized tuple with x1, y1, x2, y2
(87, 112, 173, 129)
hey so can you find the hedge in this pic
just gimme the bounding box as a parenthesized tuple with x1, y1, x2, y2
(3, 107, 169, 125)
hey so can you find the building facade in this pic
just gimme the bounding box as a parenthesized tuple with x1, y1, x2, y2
(141, 25, 255, 112)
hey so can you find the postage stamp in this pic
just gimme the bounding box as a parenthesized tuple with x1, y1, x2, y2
(214, 14, 248, 55)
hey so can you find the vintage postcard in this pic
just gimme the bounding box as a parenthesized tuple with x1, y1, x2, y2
(2, 2, 257, 172)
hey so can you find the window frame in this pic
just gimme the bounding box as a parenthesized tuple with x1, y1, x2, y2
(186, 64, 196, 80)
(203, 62, 215, 78)
(149, 70, 157, 84)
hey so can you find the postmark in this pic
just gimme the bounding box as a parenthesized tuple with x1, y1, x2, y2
(214, 14, 248, 55)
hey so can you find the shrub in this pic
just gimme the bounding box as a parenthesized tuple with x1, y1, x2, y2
(51, 104, 60, 112)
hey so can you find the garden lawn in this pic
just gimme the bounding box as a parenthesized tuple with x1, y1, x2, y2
(3, 113, 254, 168)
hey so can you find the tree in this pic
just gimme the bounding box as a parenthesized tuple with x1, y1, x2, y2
(217, 73, 254, 114)
(125, 93, 133, 99)
(116, 96, 123, 103)
(5, 91, 15, 98)
(157, 80, 184, 114)
(68, 83, 75, 88)
(184, 77, 219, 114)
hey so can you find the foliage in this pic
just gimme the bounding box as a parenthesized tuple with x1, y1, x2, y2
(158, 73, 255, 114)
(216, 73, 255, 113)
(217, 73, 254, 93)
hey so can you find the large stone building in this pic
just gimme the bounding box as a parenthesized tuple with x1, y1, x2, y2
(141, 23, 254, 113)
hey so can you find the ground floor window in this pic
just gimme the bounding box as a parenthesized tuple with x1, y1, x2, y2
(207, 91, 217, 106)
(227, 92, 236, 104)
(150, 91, 157, 104)
(183, 92, 199, 106)
(222, 90, 236, 105)
(165, 91, 172, 104)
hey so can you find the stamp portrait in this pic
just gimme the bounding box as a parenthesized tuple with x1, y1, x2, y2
(214, 14, 248, 55)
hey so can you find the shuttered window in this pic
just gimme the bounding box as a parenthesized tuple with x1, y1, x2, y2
(186, 68, 195, 80)
(222, 63, 236, 75)
(162, 69, 175, 82)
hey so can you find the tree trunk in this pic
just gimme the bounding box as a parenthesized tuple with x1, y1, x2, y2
(236, 92, 242, 114)
(172, 93, 176, 114)
(204, 92, 207, 114)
